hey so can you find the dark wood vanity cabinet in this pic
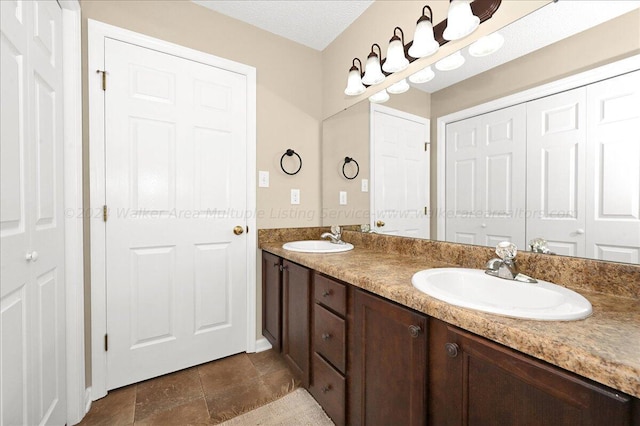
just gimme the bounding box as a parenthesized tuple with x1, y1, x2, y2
(350, 288, 428, 426)
(429, 318, 634, 426)
(261, 252, 282, 351)
(310, 273, 348, 426)
(282, 259, 312, 388)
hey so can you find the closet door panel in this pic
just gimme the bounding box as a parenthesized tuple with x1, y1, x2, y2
(526, 88, 586, 257)
(586, 70, 640, 264)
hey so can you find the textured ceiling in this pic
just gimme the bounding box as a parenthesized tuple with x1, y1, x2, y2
(192, 0, 374, 51)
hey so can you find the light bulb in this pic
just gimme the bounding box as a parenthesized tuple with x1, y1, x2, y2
(387, 79, 410, 94)
(409, 66, 435, 84)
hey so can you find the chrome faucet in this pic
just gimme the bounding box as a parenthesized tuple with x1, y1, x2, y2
(485, 242, 537, 283)
(321, 225, 345, 245)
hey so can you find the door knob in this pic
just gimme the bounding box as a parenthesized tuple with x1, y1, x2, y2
(376, 220, 385, 227)
(233, 226, 245, 235)
(25, 251, 39, 262)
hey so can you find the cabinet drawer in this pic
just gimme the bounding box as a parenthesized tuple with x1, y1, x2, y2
(314, 304, 346, 373)
(310, 352, 345, 426)
(314, 273, 346, 316)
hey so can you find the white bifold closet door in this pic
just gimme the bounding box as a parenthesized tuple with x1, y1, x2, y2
(1, 1, 66, 425)
(526, 87, 587, 257)
(445, 104, 526, 248)
(585, 70, 640, 263)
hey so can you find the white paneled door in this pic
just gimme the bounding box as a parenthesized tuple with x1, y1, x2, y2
(445, 104, 526, 248)
(526, 87, 587, 257)
(371, 106, 430, 238)
(104, 39, 248, 389)
(585, 70, 640, 263)
(1, 0, 66, 424)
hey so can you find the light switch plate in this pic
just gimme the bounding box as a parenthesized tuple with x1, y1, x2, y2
(291, 189, 300, 205)
(339, 191, 347, 205)
(258, 171, 269, 187)
(361, 179, 369, 192)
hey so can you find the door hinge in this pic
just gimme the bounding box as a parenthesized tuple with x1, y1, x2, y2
(96, 70, 106, 91)
(424, 206, 428, 215)
(103, 205, 108, 222)
(104, 334, 108, 351)
(424, 142, 430, 151)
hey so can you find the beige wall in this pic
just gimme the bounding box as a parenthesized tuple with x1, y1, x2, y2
(429, 9, 640, 236)
(322, 0, 550, 120)
(80, 0, 324, 386)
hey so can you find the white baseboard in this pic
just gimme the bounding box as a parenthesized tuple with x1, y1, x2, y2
(254, 337, 273, 353)
(84, 387, 92, 416)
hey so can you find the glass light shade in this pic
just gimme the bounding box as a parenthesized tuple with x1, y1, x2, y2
(382, 38, 409, 73)
(435, 51, 465, 71)
(443, 0, 480, 41)
(409, 66, 435, 84)
(369, 89, 389, 104)
(387, 78, 410, 95)
(344, 68, 366, 96)
(408, 19, 439, 59)
(468, 32, 505, 57)
(362, 54, 385, 85)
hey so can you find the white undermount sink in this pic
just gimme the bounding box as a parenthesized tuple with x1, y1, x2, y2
(411, 268, 592, 321)
(282, 240, 354, 253)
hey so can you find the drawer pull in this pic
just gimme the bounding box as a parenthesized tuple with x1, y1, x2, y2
(321, 333, 332, 341)
(445, 342, 459, 358)
(322, 289, 332, 297)
(321, 385, 332, 393)
(408, 325, 421, 338)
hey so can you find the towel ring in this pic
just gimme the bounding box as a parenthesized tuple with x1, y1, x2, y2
(280, 149, 302, 176)
(342, 157, 359, 180)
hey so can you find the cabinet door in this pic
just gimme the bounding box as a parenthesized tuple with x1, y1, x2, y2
(351, 289, 427, 426)
(429, 319, 632, 426)
(261, 252, 282, 351)
(282, 260, 311, 387)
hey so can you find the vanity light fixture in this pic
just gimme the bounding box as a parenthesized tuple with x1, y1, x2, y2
(361, 44, 386, 86)
(387, 78, 410, 94)
(344, 58, 366, 96)
(408, 6, 439, 59)
(369, 89, 390, 104)
(409, 65, 435, 84)
(468, 32, 504, 57)
(443, 0, 480, 41)
(435, 51, 465, 71)
(382, 27, 409, 73)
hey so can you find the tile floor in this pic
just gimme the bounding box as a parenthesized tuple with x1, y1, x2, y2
(79, 350, 300, 425)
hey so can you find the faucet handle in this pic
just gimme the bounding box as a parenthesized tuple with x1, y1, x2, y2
(331, 225, 341, 237)
(495, 241, 517, 261)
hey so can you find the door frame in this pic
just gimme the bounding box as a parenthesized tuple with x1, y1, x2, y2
(59, 0, 87, 424)
(87, 19, 257, 400)
(369, 103, 430, 237)
(436, 54, 640, 241)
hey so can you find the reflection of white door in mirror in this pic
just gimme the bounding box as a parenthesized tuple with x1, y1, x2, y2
(370, 104, 430, 238)
(445, 104, 526, 248)
(526, 87, 587, 258)
(442, 68, 640, 263)
(586, 70, 640, 264)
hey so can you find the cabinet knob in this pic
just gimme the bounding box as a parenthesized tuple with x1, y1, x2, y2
(576, 228, 585, 235)
(321, 333, 331, 341)
(321, 385, 332, 393)
(25, 251, 39, 262)
(445, 342, 459, 358)
(322, 289, 332, 297)
(408, 325, 421, 338)
(376, 220, 385, 227)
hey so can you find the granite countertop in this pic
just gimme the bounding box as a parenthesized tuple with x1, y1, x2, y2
(260, 241, 640, 399)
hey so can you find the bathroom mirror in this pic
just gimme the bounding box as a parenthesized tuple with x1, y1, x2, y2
(321, 1, 640, 263)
